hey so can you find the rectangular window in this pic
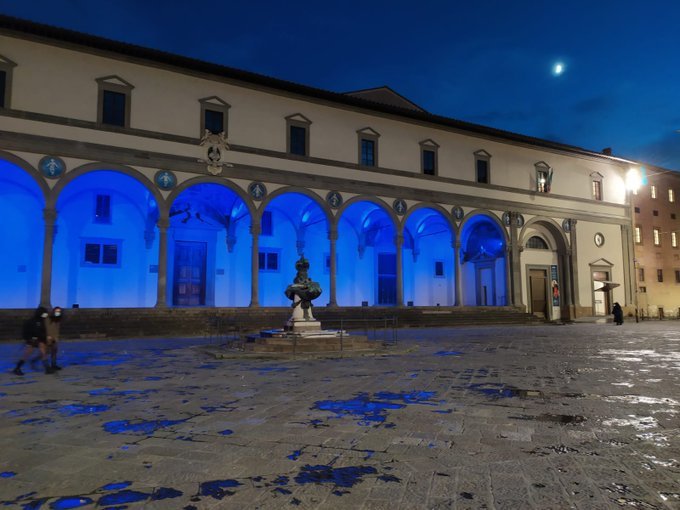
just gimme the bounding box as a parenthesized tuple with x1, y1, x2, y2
(434, 260, 444, 277)
(675, 270, 680, 283)
(592, 180, 602, 201)
(653, 227, 661, 246)
(261, 211, 273, 237)
(94, 194, 111, 224)
(81, 239, 121, 267)
(653, 210, 659, 216)
(657, 269, 663, 282)
(476, 159, 489, 184)
(537, 169, 549, 193)
(639, 286, 646, 293)
(204, 109, 224, 134)
(651, 185, 657, 199)
(422, 150, 436, 175)
(361, 139, 375, 166)
(289, 125, 307, 156)
(634, 207, 640, 213)
(639, 268, 645, 282)
(0, 69, 6, 108)
(672, 231, 678, 248)
(672, 213, 676, 220)
(102, 90, 126, 127)
(669, 189, 675, 203)
(258, 249, 279, 272)
(634, 226, 642, 244)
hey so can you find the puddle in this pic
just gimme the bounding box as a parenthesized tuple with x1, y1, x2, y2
(602, 416, 658, 431)
(465, 383, 543, 399)
(511, 414, 586, 424)
(314, 391, 438, 425)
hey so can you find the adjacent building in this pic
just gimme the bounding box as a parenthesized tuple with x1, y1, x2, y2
(0, 15, 641, 321)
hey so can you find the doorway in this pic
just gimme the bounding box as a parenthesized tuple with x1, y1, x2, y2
(377, 252, 397, 305)
(475, 263, 495, 305)
(173, 241, 207, 306)
(592, 270, 610, 316)
(529, 268, 548, 318)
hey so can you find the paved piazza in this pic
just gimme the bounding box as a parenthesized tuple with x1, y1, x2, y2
(1, 322, 679, 509)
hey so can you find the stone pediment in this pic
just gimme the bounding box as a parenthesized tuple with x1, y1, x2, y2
(344, 86, 425, 112)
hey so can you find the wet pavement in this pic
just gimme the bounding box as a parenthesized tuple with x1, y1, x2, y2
(0, 322, 679, 509)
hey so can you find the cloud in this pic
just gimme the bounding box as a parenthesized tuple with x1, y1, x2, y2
(572, 95, 613, 114)
(628, 132, 680, 170)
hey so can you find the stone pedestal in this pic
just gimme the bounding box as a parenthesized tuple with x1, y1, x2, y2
(286, 295, 320, 332)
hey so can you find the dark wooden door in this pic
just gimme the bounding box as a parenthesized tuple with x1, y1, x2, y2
(377, 252, 397, 305)
(173, 241, 207, 306)
(529, 269, 547, 317)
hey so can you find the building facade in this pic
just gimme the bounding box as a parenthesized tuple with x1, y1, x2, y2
(0, 16, 638, 320)
(632, 167, 680, 318)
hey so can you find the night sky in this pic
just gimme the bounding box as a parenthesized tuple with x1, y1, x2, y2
(3, 1, 680, 170)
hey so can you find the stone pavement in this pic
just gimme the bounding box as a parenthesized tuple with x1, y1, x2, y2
(0, 322, 679, 509)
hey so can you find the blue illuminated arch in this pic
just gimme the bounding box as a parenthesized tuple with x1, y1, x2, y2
(336, 197, 397, 306)
(458, 211, 508, 306)
(0, 155, 46, 308)
(403, 205, 455, 306)
(259, 190, 330, 306)
(168, 181, 251, 307)
(51, 168, 160, 308)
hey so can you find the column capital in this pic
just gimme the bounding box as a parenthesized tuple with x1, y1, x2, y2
(394, 233, 404, 246)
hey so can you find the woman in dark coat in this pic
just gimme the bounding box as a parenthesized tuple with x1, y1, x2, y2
(612, 302, 624, 325)
(12, 307, 54, 375)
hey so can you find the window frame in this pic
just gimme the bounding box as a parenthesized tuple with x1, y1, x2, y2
(434, 260, 445, 278)
(669, 188, 675, 203)
(258, 248, 281, 272)
(96, 75, 134, 128)
(675, 269, 680, 284)
(590, 172, 603, 201)
(474, 150, 492, 184)
(80, 238, 122, 268)
(634, 225, 642, 244)
(0, 55, 17, 109)
(651, 184, 657, 199)
(638, 267, 645, 282)
(285, 114, 312, 157)
(94, 193, 112, 224)
(199, 96, 230, 136)
(653, 227, 661, 246)
(534, 161, 552, 193)
(672, 231, 678, 248)
(657, 269, 663, 283)
(357, 127, 380, 167)
(419, 139, 439, 176)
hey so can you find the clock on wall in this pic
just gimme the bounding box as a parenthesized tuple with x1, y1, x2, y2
(594, 233, 605, 247)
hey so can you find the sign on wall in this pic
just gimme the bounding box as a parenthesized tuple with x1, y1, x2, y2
(550, 264, 560, 306)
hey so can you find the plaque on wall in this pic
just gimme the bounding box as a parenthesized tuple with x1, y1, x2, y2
(248, 181, 267, 201)
(39, 156, 65, 179)
(594, 232, 605, 247)
(154, 170, 177, 190)
(562, 218, 572, 233)
(392, 199, 407, 216)
(452, 206, 464, 220)
(502, 212, 511, 226)
(326, 191, 343, 209)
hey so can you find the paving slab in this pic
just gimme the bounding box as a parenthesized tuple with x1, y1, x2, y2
(1, 322, 680, 508)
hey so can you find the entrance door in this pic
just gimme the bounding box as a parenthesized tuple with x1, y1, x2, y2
(475, 264, 495, 305)
(592, 270, 610, 316)
(377, 252, 396, 305)
(173, 241, 207, 306)
(529, 269, 548, 317)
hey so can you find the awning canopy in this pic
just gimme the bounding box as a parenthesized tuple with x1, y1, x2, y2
(594, 281, 620, 292)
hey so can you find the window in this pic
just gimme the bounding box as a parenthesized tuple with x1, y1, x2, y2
(634, 207, 640, 213)
(526, 236, 549, 249)
(638, 268, 645, 282)
(357, 128, 380, 167)
(474, 150, 491, 184)
(434, 260, 444, 277)
(672, 213, 676, 220)
(591, 172, 603, 201)
(651, 185, 657, 199)
(199, 96, 230, 136)
(261, 211, 273, 237)
(634, 226, 642, 244)
(96, 76, 133, 128)
(657, 269, 663, 282)
(653, 210, 659, 216)
(535, 162, 552, 193)
(0, 54, 17, 109)
(639, 286, 646, 293)
(94, 194, 111, 224)
(258, 249, 279, 272)
(420, 140, 439, 176)
(669, 189, 675, 203)
(672, 231, 678, 248)
(81, 238, 121, 267)
(653, 227, 661, 246)
(675, 270, 680, 283)
(286, 114, 311, 156)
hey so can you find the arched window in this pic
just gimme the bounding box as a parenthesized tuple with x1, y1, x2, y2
(526, 236, 549, 249)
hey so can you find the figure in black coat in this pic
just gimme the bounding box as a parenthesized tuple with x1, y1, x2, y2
(612, 302, 624, 325)
(12, 307, 54, 375)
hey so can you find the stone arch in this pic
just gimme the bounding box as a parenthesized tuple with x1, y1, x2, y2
(337, 195, 400, 233)
(260, 186, 332, 227)
(519, 217, 569, 252)
(167, 176, 255, 222)
(0, 150, 50, 200)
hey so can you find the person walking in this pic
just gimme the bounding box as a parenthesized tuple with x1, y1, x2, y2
(13, 307, 54, 375)
(46, 306, 63, 371)
(612, 302, 624, 326)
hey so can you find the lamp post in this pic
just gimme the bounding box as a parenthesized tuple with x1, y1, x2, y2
(626, 167, 642, 322)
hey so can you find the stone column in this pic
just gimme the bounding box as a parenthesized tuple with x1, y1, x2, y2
(395, 233, 404, 306)
(561, 250, 574, 320)
(155, 217, 169, 308)
(328, 225, 338, 307)
(569, 219, 580, 310)
(249, 220, 261, 308)
(509, 212, 523, 306)
(39, 208, 57, 308)
(454, 240, 462, 306)
(505, 245, 513, 307)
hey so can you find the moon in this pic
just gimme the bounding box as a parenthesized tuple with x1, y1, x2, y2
(553, 62, 565, 76)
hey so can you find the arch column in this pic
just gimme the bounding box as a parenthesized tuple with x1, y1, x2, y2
(249, 220, 261, 308)
(328, 225, 338, 307)
(568, 219, 580, 312)
(509, 212, 523, 306)
(155, 217, 169, 308)
(454, 240, 462, 306)
(561, 249, 574, 320)
(395, 233, 404, 306)
(39, 208, 57, 308)
(504, 245, 513, 307)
